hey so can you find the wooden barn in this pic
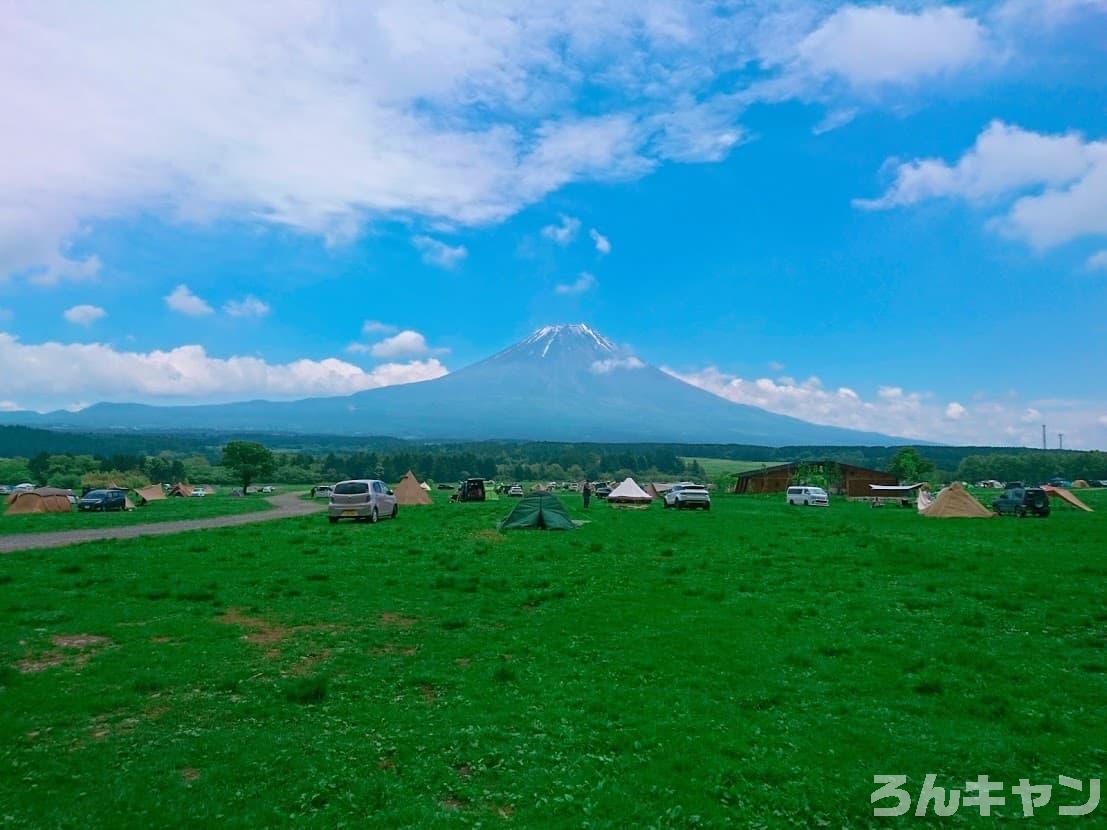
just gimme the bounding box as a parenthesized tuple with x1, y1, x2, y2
(733, 460, 897, 496)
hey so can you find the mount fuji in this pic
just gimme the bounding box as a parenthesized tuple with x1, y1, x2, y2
(1, 324, 906, 445)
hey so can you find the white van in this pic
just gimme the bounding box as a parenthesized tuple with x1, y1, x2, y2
(786, 486, 829, 506)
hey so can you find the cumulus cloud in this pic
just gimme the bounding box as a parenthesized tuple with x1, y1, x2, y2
(858, 121, 1107, 249)
(1086, 250, 1107, 271)
(0, 332, 447, 409)
(541, 215, 581, 245)
(222, 296, 270, 318)
(554, 272, 596, 295)
(591, 356, 645, 374)
(589, 228, 611, 254)
(361, 320, 397, 335)
(412, 236, 468, 269)
(366, 329, 447, 359)
(165, 284, 213, 316)
(792, 5, 987, 87)
(63, 304, 107, 326)
(664, 364, 1107, 447)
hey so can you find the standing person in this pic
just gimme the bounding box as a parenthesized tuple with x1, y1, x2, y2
(582, 480, 593, 509)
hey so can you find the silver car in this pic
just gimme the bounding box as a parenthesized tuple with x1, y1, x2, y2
(328, 479, 398, 524)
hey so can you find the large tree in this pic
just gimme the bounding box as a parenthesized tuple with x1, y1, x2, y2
(221, 441, 276, 492)
(887, 447, 935, 483)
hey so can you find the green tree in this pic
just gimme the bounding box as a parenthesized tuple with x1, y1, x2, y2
(887, 447, 935, 483)
(221, 441, 276, 492)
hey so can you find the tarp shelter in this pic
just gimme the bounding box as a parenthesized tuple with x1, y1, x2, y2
(499, 493, 576, 530)
(168, 483, 193, 497)
(607, 477, 653, 505)
(920, 482, 993, 518)
(870, 483, 927, 505)
(134, 484, 166, 504)
(393, 471, 432, 506)
(646, 483, 675, 498)
(1041, 485, 1093, 512)
(5, 487, 73, 515)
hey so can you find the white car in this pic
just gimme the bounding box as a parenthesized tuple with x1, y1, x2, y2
(786, 486, 828, 506)
(190, 487, 207, 497)
(261, 485, 274, 494)
(664, 482, 711, 510)
(507, 484, 524, 497)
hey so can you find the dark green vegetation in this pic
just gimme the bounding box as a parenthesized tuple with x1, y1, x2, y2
(2, 489, 1105, 826)
(0, 494, 271, 534)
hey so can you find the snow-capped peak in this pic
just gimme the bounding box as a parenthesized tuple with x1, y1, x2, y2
(523, 323, 616, 356)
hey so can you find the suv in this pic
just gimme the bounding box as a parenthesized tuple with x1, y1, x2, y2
(786, 486, 829, 507)
(78, 489, 127, 512)
(328, 479, 398, 524)
(992, 487, 1050, 518)
(664, 482, 711, 510)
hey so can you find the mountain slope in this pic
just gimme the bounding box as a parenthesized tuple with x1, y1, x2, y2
(1, 325, 909, 445)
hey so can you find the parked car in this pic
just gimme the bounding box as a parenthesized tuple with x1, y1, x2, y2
(1048, 477, 1073, 488)
(786, 486, 829, 506)
(260, 485, 275, 494)
(311, 484, 334, 499)
(78, 489, 127, 512)
(594, 484, 612, 498)
(190, 487, 207, 497)
(14, 482, 34, 493)
(0, 485, 10, 495)
(664, 482, 712, 510)
(507, 484, 524, 497)
(328, 479, 397, 524)
(453, 478, 487, 502)
(992, 487, 1051, 517)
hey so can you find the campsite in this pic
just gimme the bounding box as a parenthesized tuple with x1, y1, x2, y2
(2, 479, 1106, 825)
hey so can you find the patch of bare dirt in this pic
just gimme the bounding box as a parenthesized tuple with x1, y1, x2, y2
(180, 767, 201, 783)
(378, 612, 418, 628)
(218, 608, 291, 647)
(290, 650, 331, 675)
(456, 764, 473, 779)
(473, 529, 504, 543)
(378, 755, 396, 771)
(19, 634, 113, 674)
(52, 634, 111, 650)
(420, 683, 438, 703)
(17, 652, 67, 674)
(454, 657, 471, 669)
(371, 643, 419, 657)
(440, 797, 467, 812)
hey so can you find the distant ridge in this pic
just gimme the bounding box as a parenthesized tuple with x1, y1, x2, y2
(0, 324, 912, 446)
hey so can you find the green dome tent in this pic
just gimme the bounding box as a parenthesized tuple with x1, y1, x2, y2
(499, 493, 576, 530)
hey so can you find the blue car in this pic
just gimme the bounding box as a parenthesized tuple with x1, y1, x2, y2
(78, 489, 127, 512)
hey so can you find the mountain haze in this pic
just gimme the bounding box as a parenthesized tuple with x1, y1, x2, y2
(2, 325, 908, 445)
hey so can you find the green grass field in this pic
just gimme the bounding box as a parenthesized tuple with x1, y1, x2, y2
(0, 493, 274, 534)
(1, 489, 1105, 826)
(681, 457, 781, 477)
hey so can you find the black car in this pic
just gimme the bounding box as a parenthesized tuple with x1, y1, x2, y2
(78, 489, 127, 512)
(992, 487, 1050, 518)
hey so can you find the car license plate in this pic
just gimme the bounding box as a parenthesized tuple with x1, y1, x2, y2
(342, 510, 355, 517)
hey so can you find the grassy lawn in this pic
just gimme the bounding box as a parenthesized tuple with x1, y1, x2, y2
(681, 457, 782, 477)
(1, 489, 1105, 826)
(0, 493, 274, 534)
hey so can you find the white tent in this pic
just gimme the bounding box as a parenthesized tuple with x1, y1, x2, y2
(607, 477, 653, 504)
(419, 481, 431, 491)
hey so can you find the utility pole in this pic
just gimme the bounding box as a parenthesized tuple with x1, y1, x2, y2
(1059, 433, 1064, 451)
(1042, 424, 1047, 450)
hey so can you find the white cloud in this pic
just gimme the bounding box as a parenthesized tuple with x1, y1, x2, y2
(768, 360, 785, 372)
(858, 121, 1107, 250)
(165, 284, 213, 316)
(367, 329, 447, 359)
(554, 271, 596, 295)
(541, 215, 581, 245)
(412, 236, 468, 269)
(222, 296, 270, 318)
(589, 228, 611, 254)
(0, 332, 447, 408)
(664, 364, 1107, 447)
(361, 320, 397, 335)
(63, 304, 107, 326)
(1087, 251, 1107, 271)
(591, 356, 645, 374)
(792, 6, 987, 87)
(0, 400, 21, 411)
(1099, 415, 1107, 427)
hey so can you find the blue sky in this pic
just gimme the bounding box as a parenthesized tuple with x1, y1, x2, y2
(1, 1, 1106, 446)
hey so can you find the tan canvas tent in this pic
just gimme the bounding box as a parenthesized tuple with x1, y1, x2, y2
(6, 488, 73, 515)
(1072, 479, 1089, 489)
(1041, 485, 1093, 512)
(607, 477, 653, 505)
(134, 484, 166, 504)
(920, 482, 992, 518)
(393, 471, 432, 506)
(168, 483, 193, 497)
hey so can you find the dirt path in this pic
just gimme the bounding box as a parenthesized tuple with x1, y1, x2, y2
(0, 492, 325, 554)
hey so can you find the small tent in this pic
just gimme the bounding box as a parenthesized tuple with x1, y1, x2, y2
(134, 484, 166, 505)
(1072, 479, 1089, 489)
(168, 483, 193, 497)
(499, 493, 576, 530)
(393, 471, 432, 506)
(1041, 485, 1093, 512)
(419, 481, 431, 491)
(5, 487, 73, 515)
(607, 477, 653, 505)
(920, 482, 993, 518)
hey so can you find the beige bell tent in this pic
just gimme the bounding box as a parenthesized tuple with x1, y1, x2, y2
(393, 471, 432, 506)
(1072, 479, 1089, 489)
(607, 477, 653, 506)
(134, 484, 166, 505)
(5, 487, 73, 515)
(920, 482, 993, 518)
(1041, 485, 1093, 512)
(168, 483, 193, 497)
